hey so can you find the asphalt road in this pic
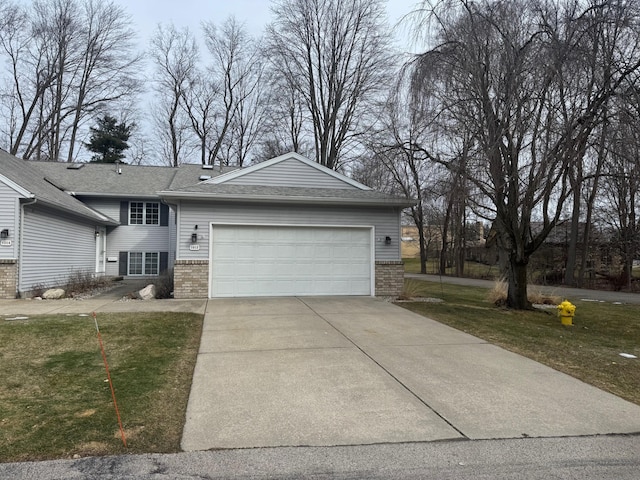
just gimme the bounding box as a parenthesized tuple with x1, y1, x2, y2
(1, 435, 639, 479)
(406, 273, 640, 304)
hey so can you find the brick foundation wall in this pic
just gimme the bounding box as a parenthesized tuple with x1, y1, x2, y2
(174, 260, 209, 299)
(0, 259, 17, 299)
(375, 260, 405, 297)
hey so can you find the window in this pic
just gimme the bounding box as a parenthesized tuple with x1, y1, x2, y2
(128, 252, 159, 275)
(129, 202, 159, 225)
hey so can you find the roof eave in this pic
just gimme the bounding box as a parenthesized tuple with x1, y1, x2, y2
(158, 191, 416, 207)
(68, 192, 160, 199)
(33, 198, 119, 226)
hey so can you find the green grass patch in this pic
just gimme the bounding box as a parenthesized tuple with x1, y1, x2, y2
(403, 257, 500, 279)
(0, 312, 203, 463)
(398, 280, 640, 406)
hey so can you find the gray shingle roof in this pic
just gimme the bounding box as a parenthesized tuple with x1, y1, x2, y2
(159, 183, 415, 207)
(0, 149, 117, 224)
(28, 161, 235, 196)
(2, 151, 413, 210)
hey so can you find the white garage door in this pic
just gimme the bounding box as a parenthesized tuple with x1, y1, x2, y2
(210, 225, 372, 297)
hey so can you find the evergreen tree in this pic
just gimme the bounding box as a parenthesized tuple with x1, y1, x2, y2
(85, 115, 134, 163)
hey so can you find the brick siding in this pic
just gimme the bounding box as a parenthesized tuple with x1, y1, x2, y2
(173, 259, 405, 298)
(0, 259, 17, 299)
(375, 260, 405, 297)
(174, 259, 209, 299)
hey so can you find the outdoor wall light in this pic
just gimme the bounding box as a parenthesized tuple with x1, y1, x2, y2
(94, 230, 100, 238)
(0, 229, 8, 239)
(385, 236, 392, 245)
(191, 233, 198, 243)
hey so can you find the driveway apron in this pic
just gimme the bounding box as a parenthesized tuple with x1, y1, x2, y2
(181, 297, 640, 451)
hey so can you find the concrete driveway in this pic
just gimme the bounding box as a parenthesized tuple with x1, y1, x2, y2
(182, 297, 640, 451)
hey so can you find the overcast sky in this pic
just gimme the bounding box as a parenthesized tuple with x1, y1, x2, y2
(114, 0, 424, 53)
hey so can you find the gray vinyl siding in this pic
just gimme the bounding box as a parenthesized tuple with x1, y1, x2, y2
(224, 158, 356, 189)
(176, 201, 401, 261)
(0, 181, 20, 259)
(81, 198, 175, 276)
(19, 205, 97, 291)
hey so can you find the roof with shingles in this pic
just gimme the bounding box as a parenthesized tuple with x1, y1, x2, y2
(158, 183, 415, 207)
(28, 161, 235, 196)
(2, 152, 413, 209)
(0, 149, 117, 224)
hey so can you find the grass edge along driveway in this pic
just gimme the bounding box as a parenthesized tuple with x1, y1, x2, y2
(398, 280, 640, 407)
(0, 312, 203, 463)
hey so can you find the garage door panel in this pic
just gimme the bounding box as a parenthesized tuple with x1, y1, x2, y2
(210, 225, 372, 297)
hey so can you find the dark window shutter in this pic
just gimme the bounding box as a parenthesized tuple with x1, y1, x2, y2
(160, 204, 169, 226)
(120, 201, 128, 225)
(159, 252, 168, 272)
(119, 251, 128, 276)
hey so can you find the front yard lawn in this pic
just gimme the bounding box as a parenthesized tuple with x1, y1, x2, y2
(398, 280, 640, 406)
(0, 312, 203, 463)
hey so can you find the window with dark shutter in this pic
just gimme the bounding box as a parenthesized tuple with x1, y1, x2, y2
(160, 204, 169, 226)
(119, 201, 128, 224)
(160, 252, 168, 272)
(118, 251, 128, 276)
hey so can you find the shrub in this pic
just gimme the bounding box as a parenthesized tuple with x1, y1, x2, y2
(397, 278, 425, 300)
(64, 270, 110, 297)
(30, 283, 46, 298)
(154, 269, 174, 299)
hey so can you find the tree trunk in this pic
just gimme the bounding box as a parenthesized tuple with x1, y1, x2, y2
(507, 255, 530, 309)
(440, 195, 453, 275)
(564, 186, 581, 286)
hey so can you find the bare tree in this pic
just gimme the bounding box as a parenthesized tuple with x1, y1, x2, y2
(65, 0, 140, 162)
(410, 0, 640, 308)
(0, 1, 55, 156)
(201, 18, 264, 166)
(256, 74, 308, 162)
(0, 0, 140, 161)
(267, 0, 392, 170)
(366, 78, 444, 274)
(150, 23, 198, 166)
(598, 87, 640, 289)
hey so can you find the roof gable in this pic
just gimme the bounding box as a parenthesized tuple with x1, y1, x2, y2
(0, 150, 117, 224)
(0, 172, 32, 198)
(206, 152, 371, 190)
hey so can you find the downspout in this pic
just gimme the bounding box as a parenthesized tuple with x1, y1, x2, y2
(18, 197, 37, 298)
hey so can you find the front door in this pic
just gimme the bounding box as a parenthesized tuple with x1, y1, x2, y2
(95, 227, 106, 274)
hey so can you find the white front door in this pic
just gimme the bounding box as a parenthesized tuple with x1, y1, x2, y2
(210, 225, 373, 297)
(95, 227, 106, 274)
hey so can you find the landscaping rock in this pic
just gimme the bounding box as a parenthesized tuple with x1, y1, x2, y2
(42, 288, 65, 299)
(138, 284, 156, 300)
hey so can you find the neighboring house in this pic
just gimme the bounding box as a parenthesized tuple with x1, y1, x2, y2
(0, 150, 413, 299)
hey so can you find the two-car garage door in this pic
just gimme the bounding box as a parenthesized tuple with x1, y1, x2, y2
(210, 225, 372, 297)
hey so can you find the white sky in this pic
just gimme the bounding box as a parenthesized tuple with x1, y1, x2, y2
(114, 0, 425, 54)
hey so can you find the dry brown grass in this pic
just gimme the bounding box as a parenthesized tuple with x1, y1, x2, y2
(487, 278, 561, 306)
(397, 278, 426, 300)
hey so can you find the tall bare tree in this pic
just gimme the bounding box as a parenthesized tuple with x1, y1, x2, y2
(367, 78, 443, 274)
(150, 23, 198, 166)
(0, 0, 140, 161)
(599, 87, 640, 289)
(267, 0, 392, 170)
(65, 0, 140, 162)
(410, 0, 640, 308)
(201, 17, 264, 166)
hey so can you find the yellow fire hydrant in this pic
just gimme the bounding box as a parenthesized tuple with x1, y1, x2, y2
(557, 300, 576, 326)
